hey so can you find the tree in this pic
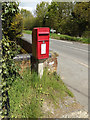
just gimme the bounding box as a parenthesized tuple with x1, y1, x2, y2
(35, 1, 49, 27)
(59, 16, 79, 36)
(47, 2, 59, 31)
(21, 8, 33, 18)
(47, 2, 74, 33)
(20, 8, 34, 30)
(72, 2, 90, 37)
(34, 1, 89, 37)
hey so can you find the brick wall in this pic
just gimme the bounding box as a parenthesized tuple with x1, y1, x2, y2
(43, 51, 58, 72)
(14, 51, 58, 74)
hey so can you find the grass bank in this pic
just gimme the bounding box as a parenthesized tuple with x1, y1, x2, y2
(23, 30, 32, 34)
(23, 30, 89, 44)
(50, 33, 89, 44)
(8, 67, 74, 118)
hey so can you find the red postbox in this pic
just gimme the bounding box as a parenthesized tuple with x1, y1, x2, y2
(32, 27, 50, 59)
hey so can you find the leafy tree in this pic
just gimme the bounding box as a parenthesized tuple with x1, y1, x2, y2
(57, 2, 89, 37)
(47, 2, 74, 33)
(72, 2, 90, 37)
(47, 2, 59, 31)
(20, 8, 34, 30)
(59, 16, 79, 36)
(35, 1, 49, 27)
(21, 8, 33, 18)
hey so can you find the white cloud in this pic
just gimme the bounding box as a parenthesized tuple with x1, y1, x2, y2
(19, 0, 52, 14)
(19, 2, 37, 14)
(19, 0, 52, 3)
(19, 6, 35, 13)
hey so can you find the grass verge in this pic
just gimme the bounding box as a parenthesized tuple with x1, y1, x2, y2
(23, 30, 32, 34)
(22, 30, 89, 44)
(8, 67, 74, 118)
(50, 33, 89, 44)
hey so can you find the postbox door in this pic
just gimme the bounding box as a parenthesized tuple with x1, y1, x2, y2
(37, 41, 49, 59)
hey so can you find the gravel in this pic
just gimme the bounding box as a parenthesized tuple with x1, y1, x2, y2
(42, 96, 89, 118)
(61, 110, 88, 118)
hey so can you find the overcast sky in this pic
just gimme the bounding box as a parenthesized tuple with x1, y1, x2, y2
(19, 0, 52, 15)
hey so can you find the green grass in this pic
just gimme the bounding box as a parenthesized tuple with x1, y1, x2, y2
(22, 30, 89, 44)
(50, 33, 89, 44)
(23, 30, 32, 34)
(8, 68, 74, 118)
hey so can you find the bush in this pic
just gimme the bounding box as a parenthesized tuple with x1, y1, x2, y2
(82, 31, 90, 38)
(1, 2, 23, 117)
(11, 13, 23, 39)
(20, 8, 35, 30)
(23, 17, 35, 30)
(2, 36, 20, 116)
(2, 2, 23, 41)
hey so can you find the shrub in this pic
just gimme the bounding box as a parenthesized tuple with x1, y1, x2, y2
(2, 2, 23, 41)
(11, 13, 23, 39)
(1, 2, 23, 117)
(82, 31, 90, 38)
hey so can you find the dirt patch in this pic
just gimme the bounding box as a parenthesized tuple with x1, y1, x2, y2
(42, 96, 88, 118)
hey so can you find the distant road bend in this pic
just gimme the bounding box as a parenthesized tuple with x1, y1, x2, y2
(22, 34, 88, 111)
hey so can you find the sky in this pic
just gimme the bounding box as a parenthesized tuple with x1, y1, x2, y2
(19, 0, 89, 14)
(19, 0, 52, 15)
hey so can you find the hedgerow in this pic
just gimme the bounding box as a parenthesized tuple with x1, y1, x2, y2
(1, 2, 23, 117)
(2, 2, 23, 40)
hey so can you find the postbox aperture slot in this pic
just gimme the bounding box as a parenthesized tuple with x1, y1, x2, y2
(39, 34, 49, 36)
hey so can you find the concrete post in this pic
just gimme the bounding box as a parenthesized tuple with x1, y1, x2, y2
(37, 62, 43, 78)
(31, 56, 44, 78)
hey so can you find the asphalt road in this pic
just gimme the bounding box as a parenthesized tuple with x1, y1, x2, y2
(22, 34, 88, 111)
(50, 38, 88, 112)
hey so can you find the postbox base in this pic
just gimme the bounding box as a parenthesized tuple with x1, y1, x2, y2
(31, 56, 45, 78)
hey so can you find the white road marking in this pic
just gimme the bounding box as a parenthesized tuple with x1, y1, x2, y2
(50, 38, 88, 52)
(74, 59, 88, 68)
(50, 38, 73, 44)
(59, 53, 88, 68)
(60, 44, 88, 53)
(59, 40, 73, 44)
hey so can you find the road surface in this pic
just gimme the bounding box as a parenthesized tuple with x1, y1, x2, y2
(22, 34, 88, 111)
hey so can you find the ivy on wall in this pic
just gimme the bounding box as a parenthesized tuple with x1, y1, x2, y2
(1, 2, 23, 117)
(2, 36, 18, 116)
